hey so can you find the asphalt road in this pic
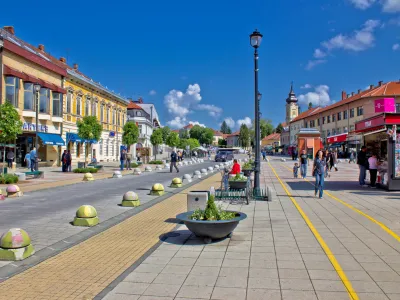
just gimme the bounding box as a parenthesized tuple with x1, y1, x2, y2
(0, 160, 219, 255)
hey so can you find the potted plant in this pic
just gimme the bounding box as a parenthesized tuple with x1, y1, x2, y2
(176, 195, 247, 243)
(242, 160, 254, 177)
(228, 173, 248, 189)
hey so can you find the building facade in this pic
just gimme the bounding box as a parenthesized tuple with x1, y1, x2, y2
(0, 26, 67, 167)
(226, 131, 240, 147)
(289, 107, 321, 146)
(262, 133, 281, 149)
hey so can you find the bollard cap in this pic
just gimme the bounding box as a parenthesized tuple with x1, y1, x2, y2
(6, 185, 20, 193)
(152, 183, 164, 191)
(172, 178, 182, 184)
(76, 205, 98, 218)
(0, 228, 31, 249)
(84, 173, 93, 178)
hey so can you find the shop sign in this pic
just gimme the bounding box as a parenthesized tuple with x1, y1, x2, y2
(327, 133, 348, 144)
(22, 122, 48, 132)
(375, 98, 395, 113)
(109, 131, 115, 137)
(355, 115, 385, 131)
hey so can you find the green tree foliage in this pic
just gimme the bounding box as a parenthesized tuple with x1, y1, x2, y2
(179, 129, 190, 139)
(308, 102, 313, 109)
(220, 121, 232, 134)
(0, 102, 23, 174)
(122, 122, 139, 151)
(218, 139, 227, 147)
(200, 128, 214, 145)
(161, 126, 171, 143)
(189, 125, 204, 141)
(150, 129, 164, 160)
(275, 123, 284, 134)
(166, 132, 180, 148)
(238, 124, 250, 148)
(77, 116, 102, 163)
(180, 138, 200, 150)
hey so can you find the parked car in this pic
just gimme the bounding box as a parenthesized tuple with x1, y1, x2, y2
(215, 150, 234, 162)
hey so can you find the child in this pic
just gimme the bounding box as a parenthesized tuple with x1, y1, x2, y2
(293, 163, 299, 178)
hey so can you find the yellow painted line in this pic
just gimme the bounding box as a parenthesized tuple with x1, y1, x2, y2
(278, 162, 400, 243)
(268, 162, 358, 300)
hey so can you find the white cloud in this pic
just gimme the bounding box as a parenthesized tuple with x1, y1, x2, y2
(149, 90, 157, 96)
(305, 59, 327, 70)
(314, 48, 327, 58)
(382, 0, 400, 12)
(349, 0, 376, 9)
(164, 83, 223, 120)
(189, 121, 206, 128)
(237, 117, 252, 128)
(393, 43, 400, 50)
(222, 117, 236, 129)
(322, 20, 380, 52)
(167, 117, 187, 128)
(301, 84, 312, 89)
(298, 85, 332, 107)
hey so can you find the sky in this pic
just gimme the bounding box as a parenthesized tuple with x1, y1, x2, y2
(1, 0, 400, 130)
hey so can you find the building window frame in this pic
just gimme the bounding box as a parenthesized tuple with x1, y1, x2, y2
(66, 92, 72, 114)
(85, 97, 90, 116)
(76, 96, 81, 116)
(92, 101, 97, 117)
(39, 88, 50, 114)
(343, 110, 348, 119)
(5, 76, 20, 107)
(350, 108, 355, 118)
(337, 112, 342, 121)
(332, 114, 335, 122)
(52, 92, 63, 117)
(23, 82, 34, 111)
(357, 106, 363, 116)
(100, 104, 104, 122)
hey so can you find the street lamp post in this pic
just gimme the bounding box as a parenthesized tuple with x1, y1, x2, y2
(33, 84, 41, 171)
(250, 29, 263, 191)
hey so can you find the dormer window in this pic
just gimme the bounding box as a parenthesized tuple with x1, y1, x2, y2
(136, 111, 142, 117)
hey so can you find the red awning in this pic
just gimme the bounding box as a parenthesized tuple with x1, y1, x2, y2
(327, 133, 348, 144)
(351, 125, 386, 134)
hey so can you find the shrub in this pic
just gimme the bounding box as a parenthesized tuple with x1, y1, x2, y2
(73, 168, 98, 173)
(148, 160, 163, 165)
(229, 174, 248, 182)
(242, 160, 254, 170)
(190, 195, 236, 221)
(130, 162, 139, 168)
(0, 174, 19, 184)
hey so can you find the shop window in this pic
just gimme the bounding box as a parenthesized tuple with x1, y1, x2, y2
(85, 99, 90, 116)
(350, 108, 355, 118)
(327, 116, 330, 123)
(23, 82, 34, 110)
(100, 104, 104, 122)
(76, 96, 81, 115)
(39, 88, 50, 113)
(344, 110, 348, 119)
(52, 92, 62, 116)
(66, 92, 72, 114)
(337, 112, 342, 120)
(332, 114, 335, 122)
(5, 76, 19, 107)
(357, 106, 363, 116)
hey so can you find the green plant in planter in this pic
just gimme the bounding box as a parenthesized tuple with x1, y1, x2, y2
(242, 160, 254, 170)
(229, 174, 248, 182)
(190, 195, 236, 221)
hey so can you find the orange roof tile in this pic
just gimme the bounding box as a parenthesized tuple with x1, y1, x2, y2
(127, 101, 143, 110)
(226, 131, 240, 137)
(263, 133, 281, 140)
(290, 107, 321, 123)
(183, 124, 194, 129)
(213, 130, 223, 136)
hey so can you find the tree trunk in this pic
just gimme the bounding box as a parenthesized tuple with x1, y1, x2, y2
(2, 147, 5, 176)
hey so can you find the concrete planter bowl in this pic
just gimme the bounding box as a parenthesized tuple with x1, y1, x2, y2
(176, 211, 247, 243)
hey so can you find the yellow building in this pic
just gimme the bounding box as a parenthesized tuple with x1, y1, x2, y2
(0, 26, 67, 167)
(62, 64, 128, 163)
(262, 133, 281, 149)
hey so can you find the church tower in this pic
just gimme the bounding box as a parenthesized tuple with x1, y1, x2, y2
(286, 82, 299, 124)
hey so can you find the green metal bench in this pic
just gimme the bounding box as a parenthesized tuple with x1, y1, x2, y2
(24, 171, 44, 179)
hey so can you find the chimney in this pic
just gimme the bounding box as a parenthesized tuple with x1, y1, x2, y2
(378, 81, 383, 86)
(341, 91, 347, 100)
(358, 89, 361, 94)
(3, 26, 15, 35)
(73, 63, 78, 70)
(59, 57, 66, 63)
(138, 97, 143, 104)
(351, 92, 355, 96)
(370, 84, 374, 89)
(38, 44, 45, 51)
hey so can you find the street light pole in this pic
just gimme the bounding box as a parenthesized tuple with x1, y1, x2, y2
(250, 29, 263, 192)
(34, 84, 41, 171)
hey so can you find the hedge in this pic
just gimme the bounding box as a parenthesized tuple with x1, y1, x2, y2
(73, 168, 99, 173)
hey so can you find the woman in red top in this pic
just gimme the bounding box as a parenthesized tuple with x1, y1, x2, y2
(230, 159, 241, 174)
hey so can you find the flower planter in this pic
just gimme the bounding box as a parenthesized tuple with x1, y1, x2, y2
(242, 169, 253, 177)
(176, 211, 247, 243)
(229, 181, 247, 190)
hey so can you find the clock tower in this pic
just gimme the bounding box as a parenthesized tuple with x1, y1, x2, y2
(286, 82, 299, 124)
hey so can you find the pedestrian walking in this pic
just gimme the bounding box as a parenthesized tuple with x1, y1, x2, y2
(126, 152, 132, 170)
(30, 147, 37, 172)
(299, 149, 308, 179)
(6, 149, 14, 168)
(293, 163, 299, 178)
(332, 150, 338, 171)
(67, 150, 72, 172)
(262, 150, 266, 161)
(312, 150, 326, 198)
(61, 150, 67, 172)
(120, 150, 127, 171)
(357, 146, 368, 187)
(349, 151, 355, 163)
(368, 153, 378, 187)
(24, 151, 31, 169)
(170, 149, 179, 173)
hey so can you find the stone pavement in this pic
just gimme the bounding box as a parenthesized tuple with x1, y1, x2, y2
(100, 158, 400, 300)
(0, 173, 221, 299)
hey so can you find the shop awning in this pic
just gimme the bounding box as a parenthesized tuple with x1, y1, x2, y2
(66, 132, 82, 143)
(38, 133, 65, 146)
(327, 133, 348, 144)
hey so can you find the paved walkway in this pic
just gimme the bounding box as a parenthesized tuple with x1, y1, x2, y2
(100, 158, 400, 300)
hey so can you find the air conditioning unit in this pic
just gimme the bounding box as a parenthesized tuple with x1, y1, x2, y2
(187, 191, 209, 211)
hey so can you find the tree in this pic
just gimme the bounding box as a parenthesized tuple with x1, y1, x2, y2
(218, 139, 227, 147)
(200, 128, 214, 145)
(122, 122, 139, 154)
(150, 128, 163, 160)
(161, 126, 171, 143)
(308, 102, 313, 109)
(179, 138, 200, 150)
(238, 124, 250, 148)
(275, 123, 284, 134)
(189, 125, 204, 141)
(0, 102, 23, 174)
(179, 129, 190, 139)
(166, 132, 180, 149)
(220, 121, 232, 134)
(260, 119, 274, 139)
(77, 116, 102, 165)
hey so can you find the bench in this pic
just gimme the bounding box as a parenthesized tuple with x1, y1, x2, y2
(24, 171, 44, 179)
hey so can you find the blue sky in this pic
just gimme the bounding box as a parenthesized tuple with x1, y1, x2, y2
(2, 0, 400, 130)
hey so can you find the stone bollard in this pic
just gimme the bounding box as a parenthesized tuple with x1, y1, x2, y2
(214, 165, 220, 170)
(121, 191, 140, 207)
(171, 177, 182, 188)
(201, 168, 208, 175)
(133, 168, 142, 175)
(73, 205, 99, 227)
(219, 163, 224, 168)
(113, 171, 122, 178)
(0, 189, 5, 201)
(207, 166, 214, 173)
(145, 166, 152, 172)
(0, 228, 35, 261)
(150, 183, 165, 196)
(156, 166, 162, 170)
(6, 185, 23, 198)
(193, 170, 202, 179)
(164, 163, 170, 169)
(183, 174, 192, 183)
(83, 173, 94, 181)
